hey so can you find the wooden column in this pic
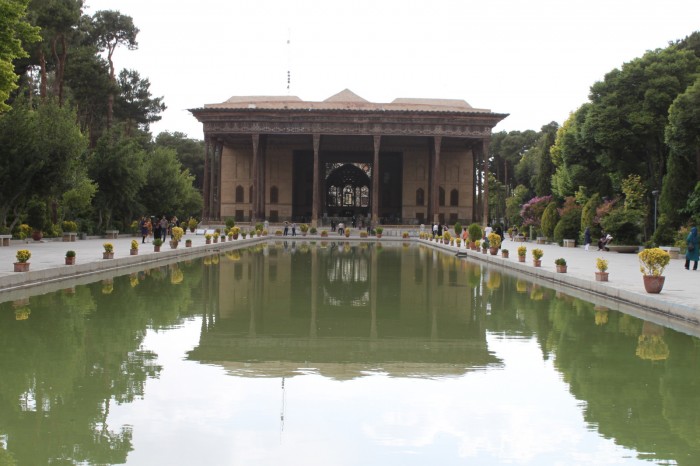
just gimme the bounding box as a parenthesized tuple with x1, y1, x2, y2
(312, 134, 320, 227)
(482, 138, 490, 226)
(371, 135, 381, 224)
(203, 137, 211, 221)
(251, 133, 260, 222)
(430, 136, 442, 224)
(259, 135, 267, 221)
(215, 141, 223, 221)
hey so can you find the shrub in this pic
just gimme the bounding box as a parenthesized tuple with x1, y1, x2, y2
(103, 243, 114, 253)
(300, 223, 309, 233)
(638, 248, 670, 276)
(467, 223, 482, 242)
(553, 208, 582, 245)
(517, 245, 527, 257)
(310, 227, 317, 234)
(600, 208, 643, 245)
(487, 232, 501, 248)
(541, 202, 559, 238)
(66, 250, 76, 258)
(131, 240, 139, 250)
(62, 220, 78, 232)
(188, 217, 198, 230)
(153, 238, 163, 247)
(172, 226, 184, 241)
(554, 257, 566, 266)
(532, 248, 543, 260)
(596, 257, 608, 272)
(453, 222, 462, 237)
(16, 249, 31, 263)
(225, 218, 235, 229)
(375, 227, 384, 235)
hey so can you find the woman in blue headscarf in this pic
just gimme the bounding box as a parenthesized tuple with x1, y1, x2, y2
(685, 227, 699, 270)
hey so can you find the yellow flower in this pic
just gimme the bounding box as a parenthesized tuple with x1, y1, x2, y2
(15, 249, 31, 263)
(638, 248, 670, 276)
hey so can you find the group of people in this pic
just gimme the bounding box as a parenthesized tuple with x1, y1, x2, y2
(139, 215, 178, 243)
(283, 221, 297, 236)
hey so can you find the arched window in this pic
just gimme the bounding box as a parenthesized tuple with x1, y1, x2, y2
(235, 185, 244, 203)
(270, 186, 279, 204)
(325, 164, 371, 208)
(416, 188, 424, 206)
(450, 189, 459, 206)
(439, 187, 445, 207)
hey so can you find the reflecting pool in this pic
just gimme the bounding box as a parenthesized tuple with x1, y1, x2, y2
(1, 241, 699, 465)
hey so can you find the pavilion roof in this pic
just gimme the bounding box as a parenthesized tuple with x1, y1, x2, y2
(200, 88, 495, 115)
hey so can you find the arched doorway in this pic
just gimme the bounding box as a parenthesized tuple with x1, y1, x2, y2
(325, 163, 371, 218)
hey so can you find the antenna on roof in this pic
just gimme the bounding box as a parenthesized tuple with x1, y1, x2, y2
(286, 28, 291, 94)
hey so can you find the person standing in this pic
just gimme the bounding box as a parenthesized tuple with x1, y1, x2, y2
(140, 217, 149, 243)
(159, 216, 168, 242)
(284, 221, 289, 236)
(584, 227, 591, 251)
(685, 227, 699, 270)
(291, 222, 297, 236)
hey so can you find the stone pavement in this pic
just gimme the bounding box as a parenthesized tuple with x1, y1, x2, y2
(1, 232, 698, 332)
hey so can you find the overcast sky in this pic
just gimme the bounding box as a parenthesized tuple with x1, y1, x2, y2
(85, 0, 699, 140)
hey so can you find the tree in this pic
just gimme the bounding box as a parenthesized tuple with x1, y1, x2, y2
(154, 131, 205, 190)
(659, 77, 700, 233)
(88, 127, 147, 230)
(89, 10, 138, 126)
(0, 0, 40, 111)
(541, 202, 559, 239)
(114, 69, 165, 135)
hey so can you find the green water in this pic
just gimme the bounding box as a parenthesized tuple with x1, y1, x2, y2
(1, 242, 699, 465)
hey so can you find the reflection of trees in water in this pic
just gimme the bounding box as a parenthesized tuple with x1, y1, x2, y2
(0, 260, 201, 465)
(511, 285, 700, 463)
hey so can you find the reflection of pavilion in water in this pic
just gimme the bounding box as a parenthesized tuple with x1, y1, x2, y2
(189, 243, 500, 379)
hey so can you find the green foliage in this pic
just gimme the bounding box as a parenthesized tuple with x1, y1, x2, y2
(225, 217, 235, 229)
(581, 193, 601, 238)
(453, 221, 462, 236)
(600, 208, 643, 245)
(26, 197, 47, 231)
(155, 132, 205, 189)
(467, 223, 482, 242)
(540, 202, 559, 238)
(638, 248, 671, 276)
(0, 0, 40, 111)
(554, 208, 582, 245)
(505, 185, 529, 226)
(621, 174, 645, 212)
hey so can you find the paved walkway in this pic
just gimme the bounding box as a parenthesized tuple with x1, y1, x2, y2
(1, 232, 698, 332)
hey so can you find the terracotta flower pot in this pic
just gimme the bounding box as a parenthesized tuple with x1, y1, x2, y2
(489, 247, 499, 255)
(533, 259, 542, 267)
(643, 275, 665, 294)
(556, 265, 567, 273)
(518, 255, 526, 262)
(595, 271, 609, 281)
(205, 238, 211, 244)
(65, 257, 75, 265)
(14, 262, 30, 272)
(154, 245, 161, 252)
(103, 252, 114, 259)
(501, 251, 509, 259)
(130, 249, 138, 255)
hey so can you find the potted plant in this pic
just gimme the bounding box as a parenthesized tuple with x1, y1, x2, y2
(241, 230, 248, 239)
(310, 226, 317, 235)
(65, 250, 76, 265)
(345, 228, 351, 238)
(517, 245, 527, 262)
(532, 248, 543, 266)
(360, 231, 368, 238)
(638, 247, 671, 293)
(103, 242, 114, 259)
(300, 223, 309, 236)
(555, 257, 567, 273)
(171, 226, 184, 248)
(595, 258, 609, 281)
(186, 238, 192, 248)
(188, 217, 198, 233)
(456, 237, 462, 247)
(14, 249, 31, 272)
(468, 223, 482, 249)
(321, 229, 328, 237)
(487, 232, 501, 255)
(153, 238, 163, 252)
(501, 248, 509, 259)
(453, 222, 462, 239)
(402, 231, 409, 239)
(219, 233, 226, 243)
(230, 226, 240, 239)
(481, 236, 489, 254)
(205, 233, 212, 244)
(375, 227, 383, 238)
(443, 231, 452, 245)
